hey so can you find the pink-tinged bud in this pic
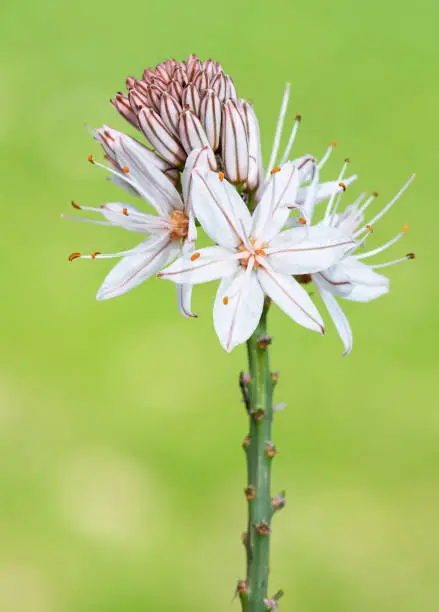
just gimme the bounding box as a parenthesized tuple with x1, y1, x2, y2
(182, 84, 201, 115)
(160, 92, 183, 138)
(178, 110, 217, 168)
(221, 100, 249, 184)
(186, 54, 202, 81)
(126, 76, 136, 90)
(193, 70, 209, 91)
(111, 93, 138, 128)
(211, 71, 228, 102)
(167, 79, 183, 103)
(133, 78, 150, 97)
(138, 107, 186, 166)
(199, 89, 222, 151)
(165, 58, 177, 76)
(149, 84, 164, 113)
(240, 100, 262, 192)
(173, 66, 188, 87)
(202, 59, 222, 81)
(128, 89, 149, 113)
(155, 63, 172, 84)
(143, 67, 154, 83)
(225, 75, 237, 101)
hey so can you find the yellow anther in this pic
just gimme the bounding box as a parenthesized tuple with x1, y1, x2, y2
(218, 171, 225, 182)
(122, 207, 128, 216)
(298, 217, 307, 225)
(190, 252, 200, 261)
(122, 166, 130, 173)
(223, 296, 229, 305)
(403, 223, 409, 234)
(270, 166, 281, 175)
(88, 154, 95, 164)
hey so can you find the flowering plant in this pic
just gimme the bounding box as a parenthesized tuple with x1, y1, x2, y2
(64, 54, 415, 611)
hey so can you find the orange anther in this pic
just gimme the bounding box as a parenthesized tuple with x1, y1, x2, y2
(190, 252, 200, 261)
(298, 217, 307, 225)
(407, 252, 416, 259)
(373, 191, 379, 197)
(218, 171, 225, 182)
(88, 154, 94, 164)
(122, 207, 128, 216)
(366, 224, 374, 233)
(68, 252, 81, 262)
(339, 182, 347, 191)
(91, 251, 101, 259)
(328, 141, 338, 147)
(344, 157, 351, 163)
(295, 113, 302, 121)
(71, 200, 81, 210)
(270, 166, 281, 174)
(403, 223, 409, 234)
(223, 296, 229, 305)
(122, 166, 130, 173)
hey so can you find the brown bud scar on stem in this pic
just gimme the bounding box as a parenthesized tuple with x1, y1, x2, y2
(190, 252, 200, 261)
(265, 441, 278, 458)
(122, 207, 128, 216)
(271, 491, 286, 512)
(339, 182, 347, 191)
(240, 372, 251, 386)
(256, 335, 272, 349)
(223, 296, 229, 305)
(244, 486, 256, 501)
(270, 371, 279, 384)
(237, 580, 248, 595)
(218, 171, 225, 181)
(242, 435, 250, 449)
(256, 521, 272, 536)
(241, 531, 248, 546)
(251, 408, 265, 421)
(270, 166, 281, 175)
(87, 154, 94, 164)
(71, 201, 81, 210)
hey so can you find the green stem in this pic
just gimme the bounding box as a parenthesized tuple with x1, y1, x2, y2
(243, 305, 274, 612)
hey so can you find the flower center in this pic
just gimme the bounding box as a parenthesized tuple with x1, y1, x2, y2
(168, 210, 189, 241)
(238, 238, 267, 267)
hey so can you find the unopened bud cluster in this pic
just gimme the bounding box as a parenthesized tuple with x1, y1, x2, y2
(112, 53, 261, 190)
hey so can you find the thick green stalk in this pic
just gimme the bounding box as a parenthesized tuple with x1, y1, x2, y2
(242, 305, 274, 612)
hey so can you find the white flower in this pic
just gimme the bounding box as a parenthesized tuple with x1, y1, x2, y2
(299, 173, 416, 355)
(64, 133, 211, 316)
(157, 165, 355, 351)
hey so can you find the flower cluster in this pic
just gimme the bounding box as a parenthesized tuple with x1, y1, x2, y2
(65, 56, 415, 354)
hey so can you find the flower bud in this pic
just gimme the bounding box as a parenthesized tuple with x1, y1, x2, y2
(138, 107, 186, 166)
(193, 70, 209, 91)
(142, 66, 154, 83)
(167, 79, 183, 102)
(178, 109, 217, 169)
(186, 54, 202, 81)
(199, 89, 222, 151)
(211, 71, 228, 102)
(128, 89, 149, 114)
(149, 84, 165, 113)
(160, 92, 183, 138)
(240, 100, 262, 192)
(225, 75, 237, 101)
(173, 65, 189, 87)
(182, 84, 201, 115)
(111, 93, 138, 128)
(221, 100, 249, 184)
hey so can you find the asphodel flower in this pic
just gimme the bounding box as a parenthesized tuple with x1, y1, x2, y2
(112, 54, 262, 190)
(64, 135, 211, 315)
(158, 163, 355, 351)
(295, 172, 416, 355)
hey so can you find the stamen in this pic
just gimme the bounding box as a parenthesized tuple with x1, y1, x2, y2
(218, 171, 225, 181)
(298, 217, 307, 225)
(265, 82, 291, 181)
(358, 192, 379, 215)
(366, 224, 374, 233)
(60, 215, 112, 227)
(279, 113, 302, 166)
(71, 200, 81, 210)
(317, 141, 337, 171)
(88, 154, 95, 164)
(339, 182, 347, 191)
(91, 251, 101, 259)
(355, 226, 407, 260)
(68, 252, 81, 262)
(190, 252, 201, 261)
(122, 207, 128, 216)
(370, 253, 416, 269)
(270, 166, 281, 175)
(324, 159, 349, 221)
(223, 296, 229, 305)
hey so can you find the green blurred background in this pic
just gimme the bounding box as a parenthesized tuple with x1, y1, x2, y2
(1, 1, 438, 610)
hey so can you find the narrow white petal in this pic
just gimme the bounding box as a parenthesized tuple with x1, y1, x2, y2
(96, 238, 179, 301)
(315, 279, 353, 356)
(266, 226, 355, 275)
(257, 266, 324, 333)
(252, 162, 300, 242)
(176, 283, 197, 318)
(213, 267, 264, 352)
(158, 246, 239, 284)
(191, 170, 251, 249)
(181, 147, 212, 213)
(99, 202, 166, 233)
(241, 100, 263, 192)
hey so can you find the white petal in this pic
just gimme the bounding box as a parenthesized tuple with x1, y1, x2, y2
(240, 100, 263, 192)
(99, 202, 165, 233)
(96, 237, 179, 301)
(252, 162, 300, 242)
(213, 268, 264, 352)
(266, 226, 355, 275)
(257, 266, 324, 333)
(315, 279, 353, 356)
(316, 257, 390, 301)
(116, 136, 184, 216)
(176, 283, 197, 318)
(181, 147, 212, 213)
(191, 170, 251, 249)
(158, 246, 238, 284)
